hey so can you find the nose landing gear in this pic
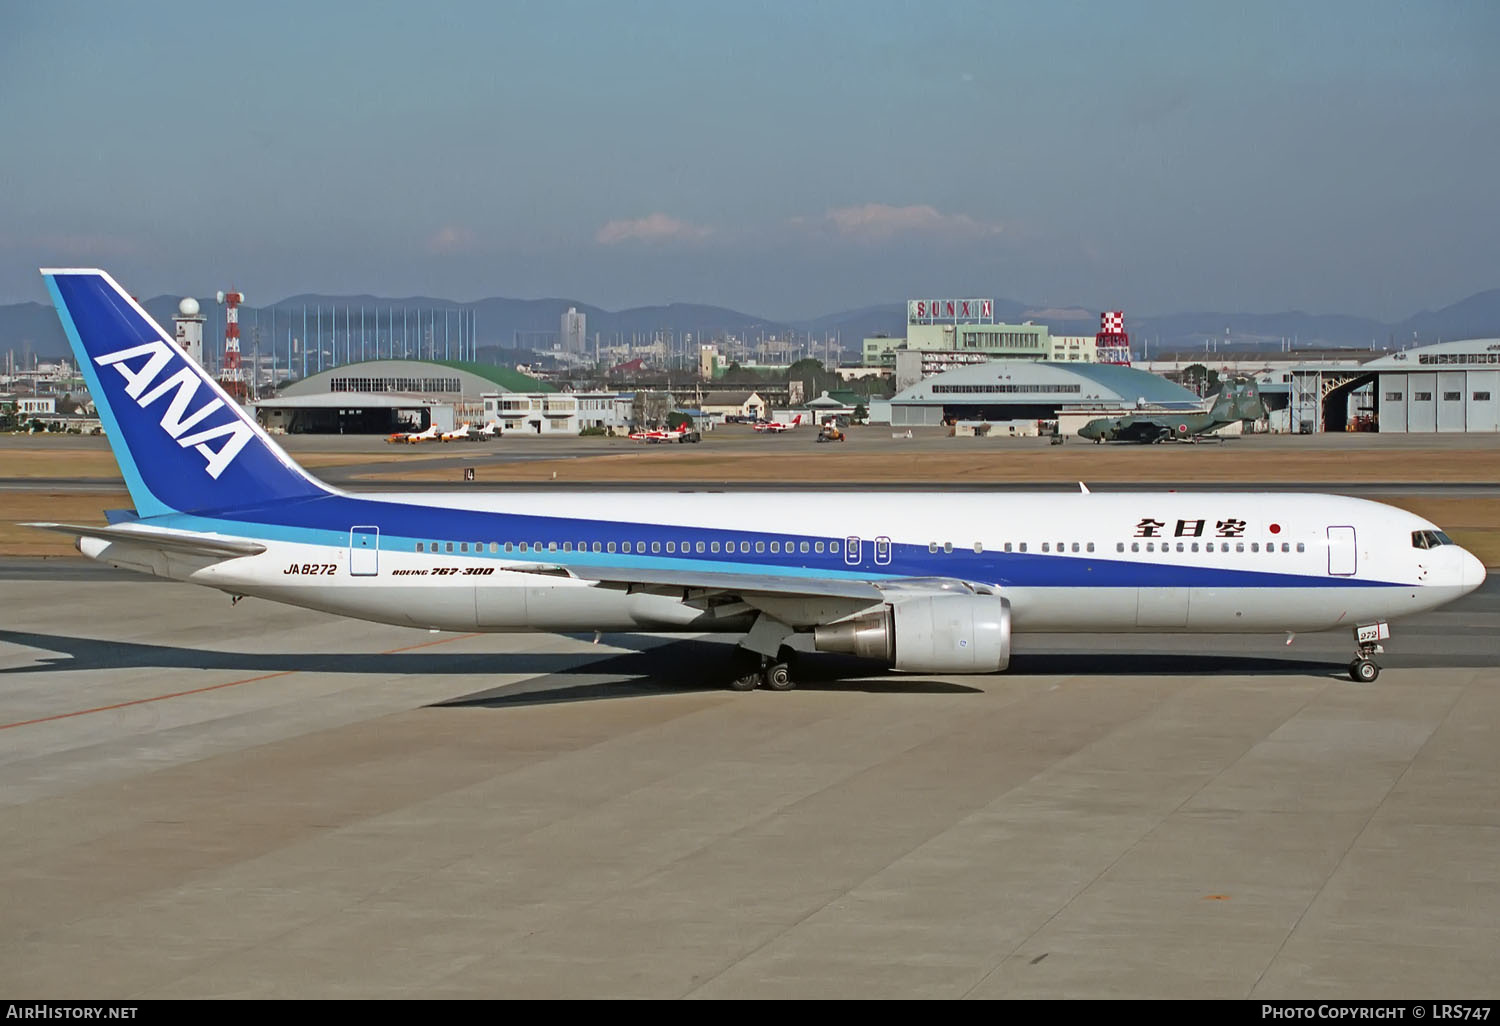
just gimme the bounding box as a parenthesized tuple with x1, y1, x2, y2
(1348, 622, 1390, 682)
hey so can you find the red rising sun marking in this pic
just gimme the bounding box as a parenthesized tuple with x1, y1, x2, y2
(1269, 523, 1281, 534)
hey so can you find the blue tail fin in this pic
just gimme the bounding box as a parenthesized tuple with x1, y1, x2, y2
(42, 269, 330, 516)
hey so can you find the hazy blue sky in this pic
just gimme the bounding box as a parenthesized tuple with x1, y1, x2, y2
(3, 0, 1496, 320)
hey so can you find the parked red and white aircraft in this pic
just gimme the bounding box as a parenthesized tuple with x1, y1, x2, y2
(753, 414, 803, 433)
(440, 423, 476, 442)
(385, 424, 439, 444)
(630, 426, 695, 443)
(476, 421, 502, 439)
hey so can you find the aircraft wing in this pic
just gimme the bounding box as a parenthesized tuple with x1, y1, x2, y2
(504, 562, 994, 626)
(23, 522, 268, 558)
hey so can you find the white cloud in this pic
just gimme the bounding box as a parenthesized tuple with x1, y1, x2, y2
(818, 203, 1003, 241)
(595, 213, 712, 245)
(426, 225, 477, 255)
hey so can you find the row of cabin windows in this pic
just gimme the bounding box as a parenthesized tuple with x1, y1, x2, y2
(412, 538, 1308, 556)
(1120, 540, 1304, 554)
(415, 539, 838, 555)
(928, 541, 1099, 554)
(928, 540, 1304, 555)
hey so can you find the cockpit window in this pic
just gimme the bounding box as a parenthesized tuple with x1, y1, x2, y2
(1412, 530, 1453, 549)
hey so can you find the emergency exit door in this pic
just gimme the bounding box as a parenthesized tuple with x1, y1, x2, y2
(350, 526, 380, 576)
(1327, 526, 1356, 576)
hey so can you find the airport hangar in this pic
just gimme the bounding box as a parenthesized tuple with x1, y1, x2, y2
(1289, 338, 1500, 434)
(252, 359, 558, 435)
(870, 360, 1205, 434)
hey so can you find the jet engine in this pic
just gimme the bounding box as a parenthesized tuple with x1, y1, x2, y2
(812, 594, 1011, 673)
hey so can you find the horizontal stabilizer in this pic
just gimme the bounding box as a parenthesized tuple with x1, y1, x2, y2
(23, 522, 267, 558)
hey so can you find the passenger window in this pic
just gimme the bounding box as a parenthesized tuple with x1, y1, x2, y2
(1004, 542, 1013, 553)
(1281, 543, 1289, 552)
(666, 542, 675, 553)
(445, 542, 454, 552)
(1176, 542, 1184, 552)
(1086, 542, 1094, 553)
(1236, 542, 1245, 553)
(974, 542, 983, 554)
(755, 541, 765, 553)
(1191, 542, 1199, 552)
(1116, 542, 1124, 553)
(504, 542, 513, 552)
(592, 541, 602, 552)
(711, 542, 720, 553)
(741, 541, 751, 553)
(942, 542, 953, 554)
(416, 542, 424, 552)
(651, 542, 660, 553)
(548, 541, 557, 552)
(1297, 542, 1305, 552)
(696, 542, 705, 553)
(1018, 543, 1027, 553)
(1131, 542, 1139, 553)
(829, 540, 839, 554)
(1042, 543, 1050, 553)
(1146, 542, 1154, 552)
(815, 541, 825, 553)
(770, 541, 780, 553)
(489, 542, 498, 553)
(563, 542, 572, 552)
(1072, 542, 1080, 553)
(607, 542, 616, 553)
(928, 542, 938, 553)
(1205, 542, 1213, 552)
(799, 541, 810, 553)
(1250, 542, 1259, 553)
(519, 542, 529, 552)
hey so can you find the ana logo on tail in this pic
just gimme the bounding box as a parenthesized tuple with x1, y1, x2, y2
(94, 338, 255, 479)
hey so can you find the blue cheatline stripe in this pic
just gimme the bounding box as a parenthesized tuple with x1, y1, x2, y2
(44, 275, 169, 517)
(145, 495, 1411, 591)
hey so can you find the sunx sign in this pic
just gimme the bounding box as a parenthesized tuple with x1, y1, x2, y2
(94, 339, 255, 479)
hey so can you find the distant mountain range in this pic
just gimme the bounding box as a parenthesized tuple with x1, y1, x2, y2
(3, 286, 1498, 364)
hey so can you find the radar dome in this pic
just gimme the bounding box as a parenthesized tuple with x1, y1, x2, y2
(178, 297, 200, 316)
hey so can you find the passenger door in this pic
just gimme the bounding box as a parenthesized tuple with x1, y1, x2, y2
(1327, 526, 1356, 576)
(349, 526, 380, 576)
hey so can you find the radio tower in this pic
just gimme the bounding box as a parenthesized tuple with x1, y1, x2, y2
(1096, 310, 1132, 366)
(216, 290, 248, 401)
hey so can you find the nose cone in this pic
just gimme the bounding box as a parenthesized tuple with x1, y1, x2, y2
(1462, 549, 1487, 594)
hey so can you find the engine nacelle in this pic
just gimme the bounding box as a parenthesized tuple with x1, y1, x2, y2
(813, 594, 1011, 673)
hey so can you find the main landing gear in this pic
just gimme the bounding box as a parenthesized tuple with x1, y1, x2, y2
(727, 649, 798, 692)
(1348, 621, 1390, 683)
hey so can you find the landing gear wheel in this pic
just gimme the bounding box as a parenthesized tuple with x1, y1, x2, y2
(728, 671, 761, 692)
(1349, 658, 1380, 683)
(762, 661, 795, 692)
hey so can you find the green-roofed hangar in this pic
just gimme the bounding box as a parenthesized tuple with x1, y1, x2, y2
(254, 359, 554, 435)
(874, 360, 1204, 432)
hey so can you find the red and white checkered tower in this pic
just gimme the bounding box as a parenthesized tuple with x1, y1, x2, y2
(216, 290, 247, 401)
(1095, 310, 1131, 366)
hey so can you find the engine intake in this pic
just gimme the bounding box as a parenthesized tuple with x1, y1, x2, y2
(813, 594, 1011, 673)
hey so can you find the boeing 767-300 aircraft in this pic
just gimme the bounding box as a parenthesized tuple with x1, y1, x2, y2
(29, 269, 1485, 689)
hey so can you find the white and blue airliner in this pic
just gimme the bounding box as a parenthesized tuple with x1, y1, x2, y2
(30, 269, 1487, 688)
